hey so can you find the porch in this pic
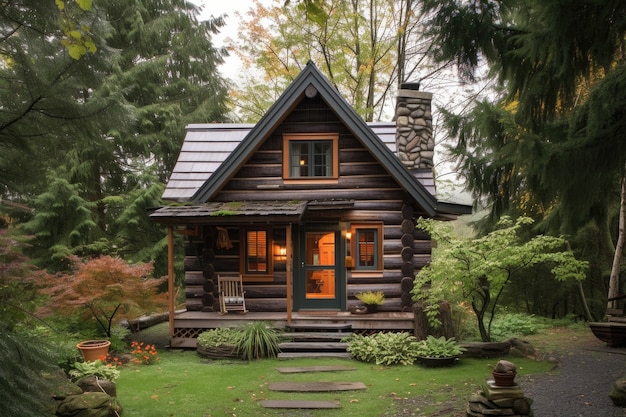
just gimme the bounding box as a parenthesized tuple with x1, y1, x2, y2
(170, 310, 415, 348)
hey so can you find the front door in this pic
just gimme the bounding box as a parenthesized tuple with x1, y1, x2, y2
(294, 226, 345, 310)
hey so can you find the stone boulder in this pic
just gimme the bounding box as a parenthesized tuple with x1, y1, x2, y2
(76, 376, 117, 397)
(507, 338, 536, 358)
(56, 392, 122, 417)
(609, 378, 626, 406)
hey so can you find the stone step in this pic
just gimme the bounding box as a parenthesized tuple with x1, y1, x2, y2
(276, 365, 357, 373)
(260, 400, 341, 409)
(268, 381, 367, 392)
(277, 351, 352, 359)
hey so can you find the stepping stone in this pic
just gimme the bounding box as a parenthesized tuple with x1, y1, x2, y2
(276, 365, 357, 373)
(260, 400, 341, 409)
(268, 381, 367, 392)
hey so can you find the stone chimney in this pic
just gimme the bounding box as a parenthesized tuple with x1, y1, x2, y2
(395, 83, 434, 169)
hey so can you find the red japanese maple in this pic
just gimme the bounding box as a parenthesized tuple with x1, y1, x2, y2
(40, 255, 167, 337)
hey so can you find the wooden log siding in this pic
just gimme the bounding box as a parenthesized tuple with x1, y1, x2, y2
(178, 93, 435, 313)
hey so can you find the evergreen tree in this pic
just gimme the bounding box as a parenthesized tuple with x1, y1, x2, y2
(5, 1, 229, 274)
(0, 0, 120, 197)
(421, 0, 626, 231)
(421, 0, 626, 312)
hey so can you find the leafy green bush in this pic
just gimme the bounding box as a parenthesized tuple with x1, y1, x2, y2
(490, 313, 544, 341)
(69, 359, 120, 382)
(345, 332, 420, 365)
(197, 327, 237, 348)
(414, 336, 465, 358)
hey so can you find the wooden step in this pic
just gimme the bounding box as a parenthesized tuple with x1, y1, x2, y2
(279, 341, 348, 351)
(277, 352, 352, 359)
(286, 323, 352, 332)
(282, 331, 352, 341)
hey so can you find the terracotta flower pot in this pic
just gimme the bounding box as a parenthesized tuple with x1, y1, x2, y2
(77, 340, 111, 362)
(492, 371, 517, 386)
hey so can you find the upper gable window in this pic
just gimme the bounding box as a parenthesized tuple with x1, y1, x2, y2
(283, 134, 339, 180)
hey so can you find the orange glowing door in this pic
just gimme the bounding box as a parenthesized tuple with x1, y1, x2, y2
(294, 228, 345, 311)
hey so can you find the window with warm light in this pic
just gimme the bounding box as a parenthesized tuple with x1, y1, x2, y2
(283, 133, 339, 180)
(245, 230, 268, 274)
(351, 224, 383, 271)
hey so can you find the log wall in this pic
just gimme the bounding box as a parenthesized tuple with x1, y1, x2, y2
(181, 92, 433, 313)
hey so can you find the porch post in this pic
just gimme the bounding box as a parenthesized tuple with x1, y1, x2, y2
(167, 226, 175, 340)
(286, 223, 293, 324)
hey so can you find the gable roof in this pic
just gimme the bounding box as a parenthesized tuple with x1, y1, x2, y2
(162, 61, 471, 218)
(162, 122, 430, 201)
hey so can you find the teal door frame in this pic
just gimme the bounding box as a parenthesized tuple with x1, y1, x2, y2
(293, 224, 346, 311)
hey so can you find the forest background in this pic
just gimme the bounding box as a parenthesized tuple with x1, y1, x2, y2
(2, 0, 626, 344)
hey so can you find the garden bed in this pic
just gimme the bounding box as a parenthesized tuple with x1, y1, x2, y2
(196, 344, 241, 360)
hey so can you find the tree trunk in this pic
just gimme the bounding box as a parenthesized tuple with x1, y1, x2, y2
(609, 170, 626, 309)
(413, 300, 455, 340)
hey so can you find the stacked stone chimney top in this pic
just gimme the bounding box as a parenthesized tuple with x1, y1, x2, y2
(395, 84, 434, 170)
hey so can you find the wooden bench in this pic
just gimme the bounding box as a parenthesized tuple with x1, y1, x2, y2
(218, 274, 247, 315)
(607, 294, 626, 323)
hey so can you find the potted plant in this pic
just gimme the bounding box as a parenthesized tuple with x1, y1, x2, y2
(196, 322, 281, 360)
(415, 335, 466, 367)
(491, 360, 517, 386)
(197, 327, 239, 359)
(76, 340, 111, 362)
(355, 290, 385, 313)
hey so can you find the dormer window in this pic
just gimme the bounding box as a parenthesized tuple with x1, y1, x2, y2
(283, 133, 339, 181)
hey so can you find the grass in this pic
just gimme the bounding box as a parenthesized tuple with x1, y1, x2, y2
(116, 347, 553, 417)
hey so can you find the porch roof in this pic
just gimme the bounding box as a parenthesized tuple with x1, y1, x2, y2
(150, 200, 309, 225)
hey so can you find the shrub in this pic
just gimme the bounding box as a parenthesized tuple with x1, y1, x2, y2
(130, 341, 160, 365)
(414, 335, 465, 358)
(345, 332, 420, 366)
(197, 327, 238, 348)
(490, 313, 544, 341)
(69, 359, 120, 382)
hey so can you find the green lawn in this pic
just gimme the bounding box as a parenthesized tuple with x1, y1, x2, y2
(116, 350, 552, 417)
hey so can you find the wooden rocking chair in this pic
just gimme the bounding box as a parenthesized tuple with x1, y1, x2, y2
(218, 274, 248, 315)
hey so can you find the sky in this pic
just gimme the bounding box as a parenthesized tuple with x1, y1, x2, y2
(193, 0, 275, 77)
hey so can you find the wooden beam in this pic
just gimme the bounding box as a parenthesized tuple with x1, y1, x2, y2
(287, 223, 293, 324)
(167, 226, 175, 340)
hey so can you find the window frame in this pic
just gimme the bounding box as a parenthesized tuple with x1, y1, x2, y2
(349, 223, 384, 275)
(241, 227, 274, 282)
(282, 133, 339, 182)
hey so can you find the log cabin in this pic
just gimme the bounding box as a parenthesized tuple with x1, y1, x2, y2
(150, 62, 471, 347)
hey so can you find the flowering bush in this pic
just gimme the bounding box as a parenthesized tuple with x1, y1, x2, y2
(99, 353, 124, 367)
(130, 341, 160, 365)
